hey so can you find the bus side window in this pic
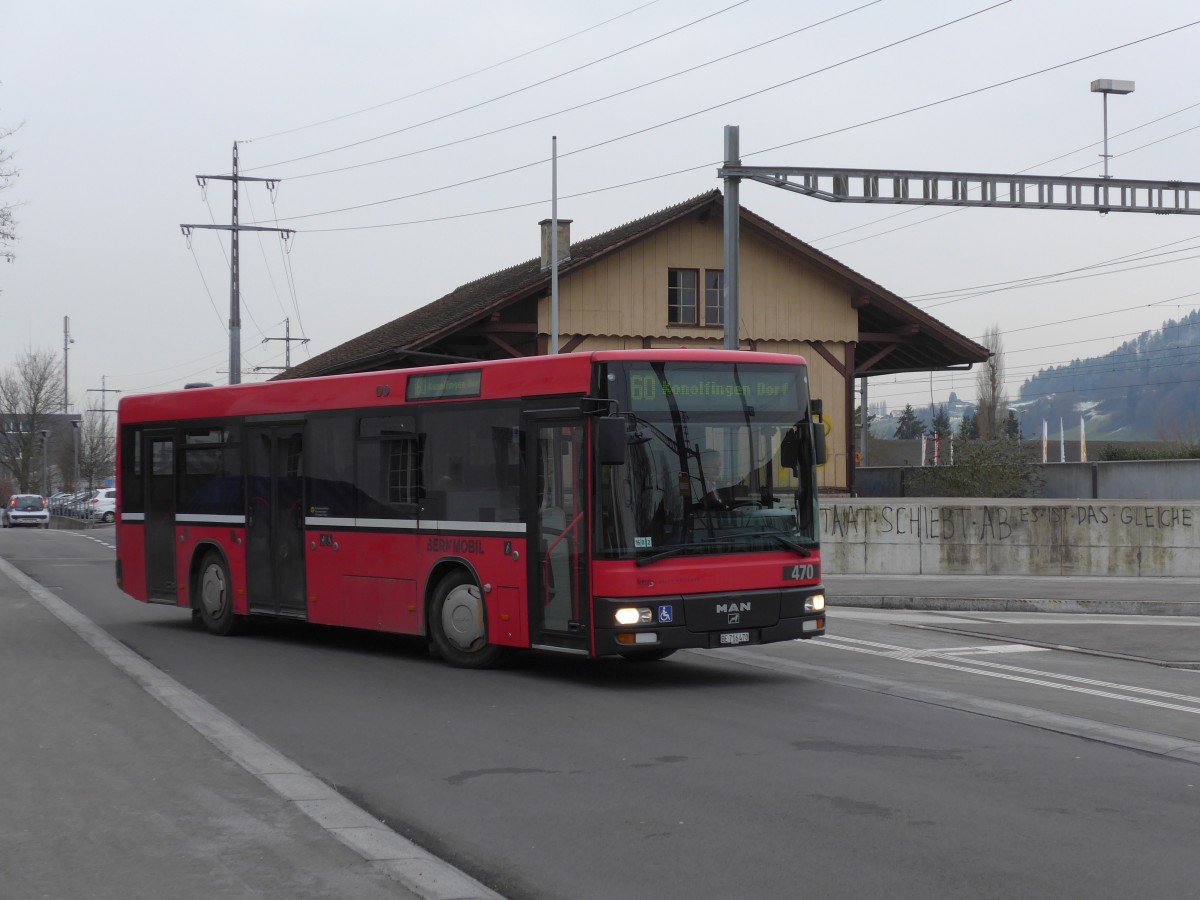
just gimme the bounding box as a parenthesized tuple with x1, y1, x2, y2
(307, 414, 356, 520)
(421, 405, 521, 524)
(356, 415, 419, 521)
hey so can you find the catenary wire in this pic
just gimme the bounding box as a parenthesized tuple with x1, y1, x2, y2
(244, 0, 667, 142)
(260, 13, 1196, 229)
(245, 191, 294, 322)
(259, 1, 1016, 224)
(203, 194, 266, 339)
(264, 0, 885, 183)
(244, 0, 755, 171)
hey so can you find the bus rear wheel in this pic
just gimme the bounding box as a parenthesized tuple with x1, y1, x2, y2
(430, 570, 507, 669)
(194, 552, 243, 636)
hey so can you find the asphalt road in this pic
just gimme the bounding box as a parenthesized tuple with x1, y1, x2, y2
(9, 527, 1200, 900)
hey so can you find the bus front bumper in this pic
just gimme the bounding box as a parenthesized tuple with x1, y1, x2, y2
(592, 586, 826, 656)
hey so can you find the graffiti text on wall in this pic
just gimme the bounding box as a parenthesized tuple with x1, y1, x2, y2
(822, 504, 1195, 542)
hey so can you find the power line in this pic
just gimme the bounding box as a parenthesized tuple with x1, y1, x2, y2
(258, 14, 1198, 232)
(244, 0, 668, 142)
(245, 190, 294, 323)
(261, 0, 885, 183)
(920, 251, 1200, 311)
(907, 233, 1200, 301)
(245, 0, 755, 171)
(864, 302, 1200, 402)
(258, 0, 1015, 226)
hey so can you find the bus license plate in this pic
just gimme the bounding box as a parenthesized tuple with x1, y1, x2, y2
(719, 631, 751, 646)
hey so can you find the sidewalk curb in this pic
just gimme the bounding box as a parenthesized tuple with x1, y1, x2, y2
(829, 596, 1200, 617)
(0, 555, 505, 900)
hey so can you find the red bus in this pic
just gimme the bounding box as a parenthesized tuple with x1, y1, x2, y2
(116, 349, 827, 667)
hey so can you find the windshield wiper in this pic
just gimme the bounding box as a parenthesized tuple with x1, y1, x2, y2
(635, 529, 812, 566)
(737, 530, 814, 557)
(636, 542, 709, 567)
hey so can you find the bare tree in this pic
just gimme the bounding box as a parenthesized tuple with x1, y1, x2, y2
(1, 114, 20, 266)
(0, 349, 65, 492)
(975, 324, 1009, 440)
(78, 400, 116, 490)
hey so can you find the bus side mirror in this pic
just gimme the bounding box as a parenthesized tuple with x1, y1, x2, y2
(780, 429, 798, 470)
(812, 422, 827, 466)
(596, 417, 627, 466)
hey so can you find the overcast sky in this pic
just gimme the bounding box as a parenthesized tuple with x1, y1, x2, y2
(3, 0, 1198, 421)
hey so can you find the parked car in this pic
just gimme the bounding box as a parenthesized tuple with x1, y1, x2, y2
(3, 494, 50, 529)
(86, 488, 117, 524)
(64, 490, 91, 518)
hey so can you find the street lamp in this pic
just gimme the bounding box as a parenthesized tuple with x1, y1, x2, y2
(1090, 79, 1135, 179)
(40, 429, 49, 496)
(72, 419, 81, 489)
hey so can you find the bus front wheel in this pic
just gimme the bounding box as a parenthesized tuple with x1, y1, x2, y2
(194, 552, 243, 636)
(430, 571, 507, 669)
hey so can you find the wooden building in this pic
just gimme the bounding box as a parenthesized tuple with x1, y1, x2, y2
(279, 190, 987, 490)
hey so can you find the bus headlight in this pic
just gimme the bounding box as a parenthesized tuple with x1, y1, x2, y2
(805, 594, 825, 612)
(615, 607, 653, 625)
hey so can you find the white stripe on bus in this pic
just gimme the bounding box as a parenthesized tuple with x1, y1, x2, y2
(303, 518, 524, 534)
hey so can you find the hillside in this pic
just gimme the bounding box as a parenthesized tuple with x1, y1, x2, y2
(1016, 309, 1200, 441)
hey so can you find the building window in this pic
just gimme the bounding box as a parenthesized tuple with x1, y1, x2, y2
(705, 269, 724, 326)
(667, 269, 698, 325)
(387, 438, 423, 505)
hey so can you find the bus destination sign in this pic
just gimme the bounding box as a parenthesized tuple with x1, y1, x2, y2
(405, 370, 483, 402)
(625, 365, 800, 414)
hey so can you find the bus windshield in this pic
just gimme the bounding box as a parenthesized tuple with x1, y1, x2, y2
(598, 360, 820, 564)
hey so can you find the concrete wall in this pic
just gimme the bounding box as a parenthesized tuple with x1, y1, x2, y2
(820, 499, 1200, 577)
(856, 459, 1200, 501)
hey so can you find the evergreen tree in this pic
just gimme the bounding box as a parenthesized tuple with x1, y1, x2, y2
(1003, 409, 1021, 439)
(930, 404, 951, 437)
(958, 408, 979, 440)
(893, 403, 924, 439)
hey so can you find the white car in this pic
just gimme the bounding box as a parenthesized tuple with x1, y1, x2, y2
(86, 488, 118, 524)
(3, 494, 50, 529)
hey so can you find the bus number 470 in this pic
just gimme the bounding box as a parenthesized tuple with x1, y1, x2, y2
(783, 564, 818, 581)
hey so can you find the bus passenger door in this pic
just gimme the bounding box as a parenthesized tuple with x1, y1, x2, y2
(246, 424, 307, 617)
(525, 414, 590, 654)
(143, 431, 177, 602)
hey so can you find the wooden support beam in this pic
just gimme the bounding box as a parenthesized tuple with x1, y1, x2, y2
(560, 334, 587, 353)
(854, 344, 898, 375)
(807, 341, 846, 378)
(485, 333, 524, 358)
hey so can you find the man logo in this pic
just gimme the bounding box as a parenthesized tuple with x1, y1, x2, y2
(728, 613, 741, 625)
(714, 602, 751, 614)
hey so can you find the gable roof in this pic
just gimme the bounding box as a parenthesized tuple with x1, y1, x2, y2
(277, 190, 987, 380)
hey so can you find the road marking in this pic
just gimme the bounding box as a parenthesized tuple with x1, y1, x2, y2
(59, 530, 115, 550)
(816, 635, 1200, 714)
